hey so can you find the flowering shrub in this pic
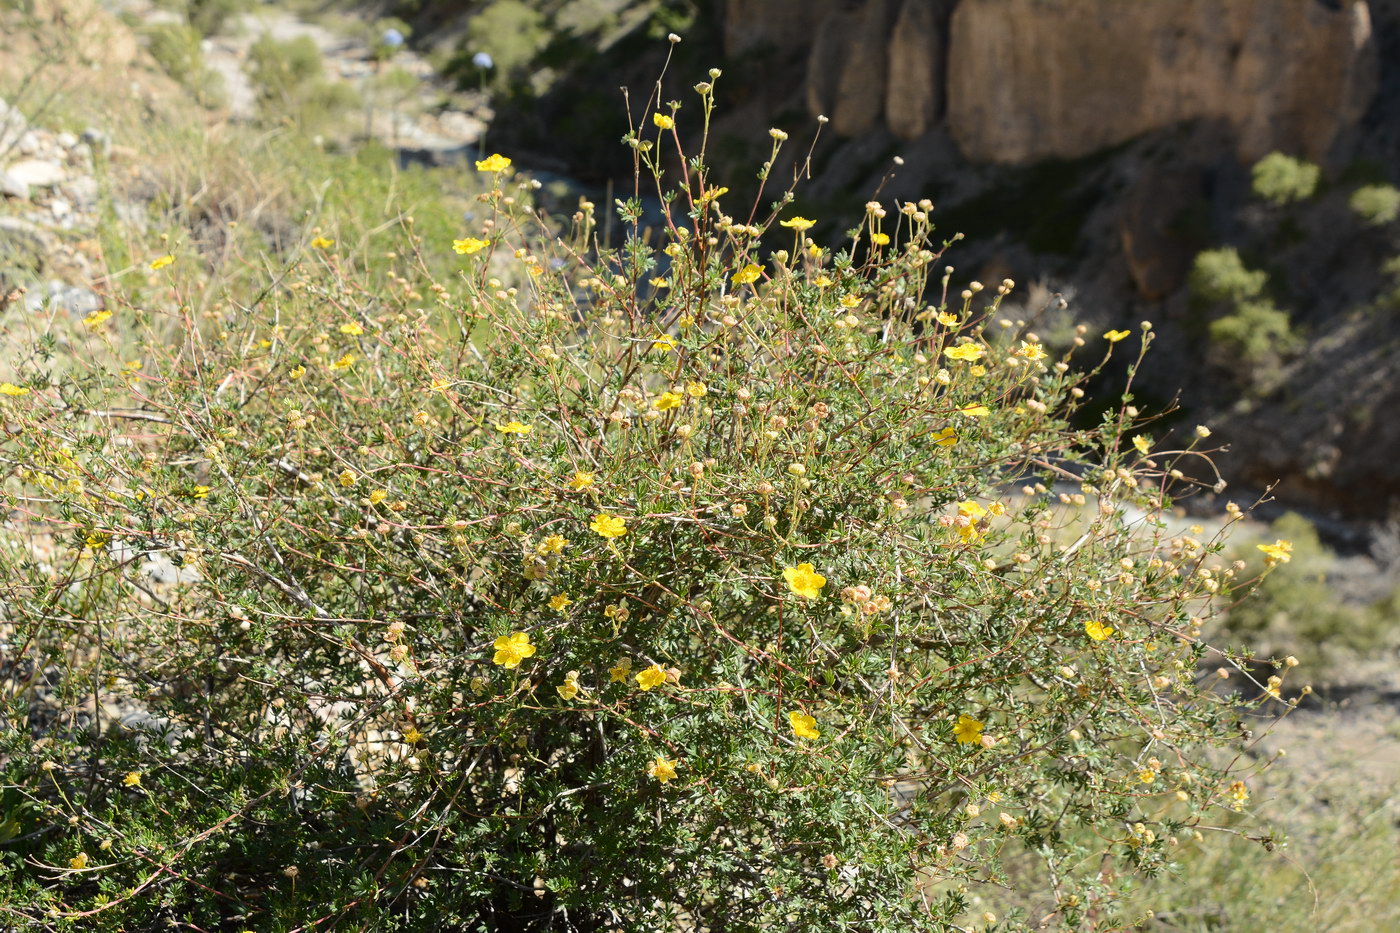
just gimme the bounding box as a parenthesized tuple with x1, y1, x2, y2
(0, 77, 1291, 930)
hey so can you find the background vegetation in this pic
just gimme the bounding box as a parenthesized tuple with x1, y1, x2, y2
(1, 1, 1397, 930)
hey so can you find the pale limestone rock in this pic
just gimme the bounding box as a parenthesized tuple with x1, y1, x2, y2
(4, 159, 65, 188)
(946, 0, 1376, 165)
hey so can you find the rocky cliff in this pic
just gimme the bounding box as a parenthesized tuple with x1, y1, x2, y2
(728, 0, 1377, 164)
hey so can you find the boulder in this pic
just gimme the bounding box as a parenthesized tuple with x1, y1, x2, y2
(1, 170, 28, 200)
(946, 0, 1377, 165)
(4, 159, 65, 188)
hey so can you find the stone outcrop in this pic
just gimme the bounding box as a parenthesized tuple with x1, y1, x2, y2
(946, 0, 1377, 164)
(806, 0, 898, 136)
(885, 0, 955, 140)
(725, 0, 1378, 164)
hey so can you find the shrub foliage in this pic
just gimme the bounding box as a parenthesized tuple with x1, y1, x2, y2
(0, 78, 1287, 930)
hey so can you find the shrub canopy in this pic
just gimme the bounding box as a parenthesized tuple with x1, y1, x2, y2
(0, 81, 1284, 931)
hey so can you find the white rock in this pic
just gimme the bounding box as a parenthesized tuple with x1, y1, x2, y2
(4, 159, 65, 187)
(1, 170, 28, 200)
(55, 131, 78, 149)
(49, 285, 103, 314)
(50, 198, 72, 219)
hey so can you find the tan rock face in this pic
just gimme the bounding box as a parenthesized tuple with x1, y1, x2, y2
(945, 0, 1376, 165)
(885, 0, 955, 140)
(726, 0, 1375, 164)
(724, 0, 841, 56)
(807, 0, 898, 136)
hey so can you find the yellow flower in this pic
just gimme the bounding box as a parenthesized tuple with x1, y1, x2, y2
(69, 852, 89, 870)
(1132, 435, 1151, 455)
(650, 277, 671, 289)
(732, 263, 763, 285)
(648, 755, 678, 783)
(953, 714, 984, 745)
(636, 664, 667, 691)
(453, 237, 489, 255)
(840, 295, 862, 308)
(475, 153, 512, 173)
(123, 771, 142, 788)
(368, 489, 387, 505)
(814, 274, 832, 288)
(83, 310, 113, 328)
(497, 421, 532, 435)
(538, 534, 567, 555)
(686, 381, 707, 398)
(402, 726, 423, 745)
(608, 657, 632, 682)
(190, 485, 211, 500)
(590, 513, 627, 538)
(557, 671, 581, 701)
(931, 427, 958, 447)
(339, 322, 364, 336)
(943, 343, 984, 362)
(958, 405, 991, 417)
(789, 711, 820, 740)
(428, 377, 453, 393)
(936, 312, 959, 326)
(958, 501, 987, 521)
(780, 216, 816, 231)
(654, 391, 683, 411)
(1104, 329, 1131, 343)
(289, 364, 306, 379)
(1137, 769, 1156, 784)
(1257, 539, 1293, 564)
(0, 382, 30, 396)
(870, 232, 890, 246)
(149, 254, 174, 270)
(1018, 340, 1047, 361)
(568, 471, 595, 491)
(783, 563, 826, 599)
(310, 236, 334, 250)
(492, 631, 536, 668)
(548, 594, 572, 612)
(653, 112, 674, 130)
(330, 353, 356, 371)
(1084, 619, 1114, 641)
(696, 186, 729, 204)
(652, 333, 678, 352)
(338, 470, 357, 487)
(1228, 780, 1249, 805)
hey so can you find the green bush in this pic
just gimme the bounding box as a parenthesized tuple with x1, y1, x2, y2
(463, 0, 548, 85)
(1190, 247, 1267, 305)
(247, 34, 360, 134)
(0, 81, 1282, 930)
(143, 22, 227, 108)
(1349, 184, 1400, 226)
(1223, 513, 1400, 670)
(1206, 299, 1298, 392)
(186, 0, 250, 37)
(1250, 152, 1320, 206)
